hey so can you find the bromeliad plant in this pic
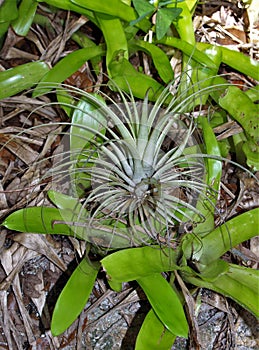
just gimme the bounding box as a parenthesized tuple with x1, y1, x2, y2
(2, 80, 259, 348)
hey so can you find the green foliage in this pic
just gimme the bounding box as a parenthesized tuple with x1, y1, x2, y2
(137, 273, 188, 338)
(131, 0, 183, 39)
(0, 0, 258, 348)
(0, 61, 49, 99)
(12, 0, 38, 36)
(51, 256, 100, 335)
(135, 309, 176, 349)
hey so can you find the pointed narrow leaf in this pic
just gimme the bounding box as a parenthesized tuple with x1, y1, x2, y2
(137, 273, 189, 338)
(135, 309, 176, 350)
(33, 46, 105, 96)
(11, 0, 37, 36)
(2, 207, 74, 236)
(109, 57, 164, 100)
(51, 257, 100, 335)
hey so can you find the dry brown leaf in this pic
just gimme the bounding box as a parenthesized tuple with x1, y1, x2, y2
(13, 233, 67, 271)
(0, 133, 39, 165)
(12, 274, 36, 344)
(0, 244, 38, 290)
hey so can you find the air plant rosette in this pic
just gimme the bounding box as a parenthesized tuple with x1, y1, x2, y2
(48, 88, 207, 250)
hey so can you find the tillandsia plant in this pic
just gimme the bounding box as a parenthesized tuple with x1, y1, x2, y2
(2, 78, 259, 348)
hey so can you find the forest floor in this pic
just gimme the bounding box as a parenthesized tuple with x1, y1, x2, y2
(0, 1, 258, 349)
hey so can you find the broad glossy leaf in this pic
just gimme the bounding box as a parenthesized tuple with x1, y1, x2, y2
(72, 0, 151, 31)
(196, 208, 259, 265)
(199, 259, 229, 282)
(37, 0, 95, 20)
(190, 45, 222, 105)
(135, 309, 176, 350)
(70, 96, 106, 151)
(11, 0, 37, 36)
(71, 0, 137, 22)
(48, 190, 81, 211)
(2, 207, 75, 236)
(0, 61, 49, 99)
(47, 191, 149, 248)
(219, 86, 259, 142)
(51, 256, 100, 335)
(221, 46, 259, 81)
(170, 1, 195, 45)
(157, 37, 217, 70)
(0, 1, 18, 23)
(56, 89, 74, 117)
(33, 46, 105, 96)
(245, 85, 259, 102)
(96, 14, 128, 76)
(129, 39, 174, 83)
(242, 141, 259, 171)
(137, 273, 189, 338)
(70, 96, 107, 193)
(71, 31, 101, 72)
(184, 263, 259, 318)
(0, 22, 9, 46)
(202, 118, 222, 192)
(197, 42, 259, 81)
(169, 0, 195, 90)
(212, 265, 259, 317)
(2, 205, 139, 248)
(101, 246, 178, 282)
(192, 117, 222, 235)
(109, 57, 164, 101)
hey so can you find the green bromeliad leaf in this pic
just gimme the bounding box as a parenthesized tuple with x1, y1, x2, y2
(0, 61, 49, 99)
(137, 273, 189, 338)
(51, 256, 100, 335)
(184, 263, 259, 318)
(135, 309, 177, 349)
(101, 246, 179, 282)
(11, 0, 38, 36)
(195, 208, 259, 265)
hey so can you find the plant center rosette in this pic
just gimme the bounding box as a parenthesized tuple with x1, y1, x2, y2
(50, 94, 206, 249)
